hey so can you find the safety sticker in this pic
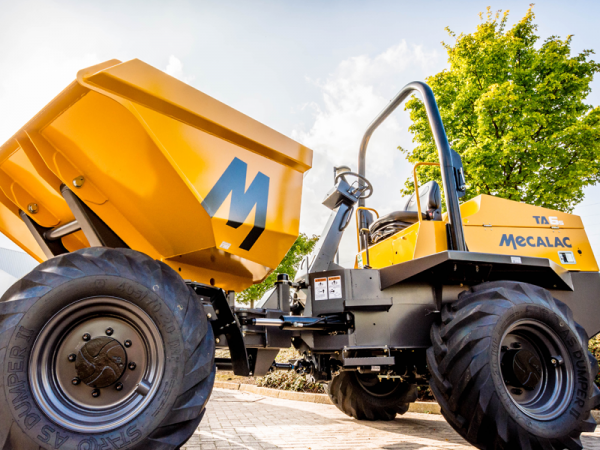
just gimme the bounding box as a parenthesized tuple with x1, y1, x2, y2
(511, 256, 522, 264)
(328, 276, 342, 299)
(558, 251, 576, 265)
(314, 278, 328, 300)
(357, 253, 364, 269)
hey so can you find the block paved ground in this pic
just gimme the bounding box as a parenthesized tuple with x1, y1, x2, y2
(182, 388, 600, 449)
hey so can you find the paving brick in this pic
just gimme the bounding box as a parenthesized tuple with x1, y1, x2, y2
(182, 388, 600, 449)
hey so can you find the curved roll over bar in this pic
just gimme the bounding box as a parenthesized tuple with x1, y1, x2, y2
(357, 81, 467, 252)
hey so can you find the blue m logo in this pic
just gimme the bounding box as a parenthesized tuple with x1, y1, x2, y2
(201, 158, 270, 251)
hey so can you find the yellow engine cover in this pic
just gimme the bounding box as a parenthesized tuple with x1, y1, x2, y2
(0, 59, 313, 291)
(357, 194, 598, 273)
(461, 195, 598, 272)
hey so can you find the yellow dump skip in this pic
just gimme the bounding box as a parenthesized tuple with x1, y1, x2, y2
(0, 59, 313, 291)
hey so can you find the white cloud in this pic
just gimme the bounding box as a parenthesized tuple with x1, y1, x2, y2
(165, 55, 195, 84)
(293, 41, 441, 266)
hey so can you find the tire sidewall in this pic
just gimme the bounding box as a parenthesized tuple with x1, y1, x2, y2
(490, 302, 592, 438)
(3, 275, 185, 450)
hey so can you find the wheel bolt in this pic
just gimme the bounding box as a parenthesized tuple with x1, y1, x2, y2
(511, 388, 523, 395)
(91, 389, 100, 398)
(115, 382, 123, 391)
(124, 340, 132, 348)
(511, 342, 521, 349)
(72, 377, 80, 385)
(105, 328, 114, 336)
(68, 353, 76, 362)
(82, 333, 91, 341)
(128, 362, 136, 370)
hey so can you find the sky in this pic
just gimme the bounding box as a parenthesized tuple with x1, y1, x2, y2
(0, 0, 599, 267)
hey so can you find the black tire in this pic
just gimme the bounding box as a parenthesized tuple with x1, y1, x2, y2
(0, 247, 215, 450)
(327, 371, 417, 420)
(428, 281, 600, 450)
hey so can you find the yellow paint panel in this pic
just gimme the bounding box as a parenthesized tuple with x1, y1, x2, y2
(461, 195, 583, 229)
(464, 226, 598, 271)
(356, 221, 449, 269)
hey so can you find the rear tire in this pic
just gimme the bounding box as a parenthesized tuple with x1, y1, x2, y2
(328, 371, 417, 420)
(428, 281, 600, 450)
(0, 248, 215, 450)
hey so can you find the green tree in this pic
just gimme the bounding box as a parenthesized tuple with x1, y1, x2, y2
(400, 6, 600, 212)
(237, 233, 319, 305)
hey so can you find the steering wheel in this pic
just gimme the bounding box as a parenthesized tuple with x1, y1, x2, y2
(335, 171, 374, 199)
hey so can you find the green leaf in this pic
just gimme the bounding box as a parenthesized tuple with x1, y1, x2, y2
(403, 6, 600, 213)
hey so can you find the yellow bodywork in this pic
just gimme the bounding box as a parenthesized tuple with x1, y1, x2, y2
(358, 194, 598, 272)
(0, 59, 313, 292)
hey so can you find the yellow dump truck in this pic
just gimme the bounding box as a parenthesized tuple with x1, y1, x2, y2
(0, 60, 597, 450)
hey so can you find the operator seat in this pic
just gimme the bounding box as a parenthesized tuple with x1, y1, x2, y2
(369, 180, 441, 244)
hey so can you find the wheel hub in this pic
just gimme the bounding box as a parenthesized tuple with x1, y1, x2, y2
(498, 319, 574, 421)
(502, 349, 542, 390)
(75, 336, 127, 388)
(29, 297, 165, 433)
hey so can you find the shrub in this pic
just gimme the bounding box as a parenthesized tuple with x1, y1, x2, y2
(256, 370, 325, 394)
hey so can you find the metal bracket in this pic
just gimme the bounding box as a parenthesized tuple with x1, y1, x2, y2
(61, 186, 128, 248)
(19, 210, 69, 258)
(190, 283, 251, 376)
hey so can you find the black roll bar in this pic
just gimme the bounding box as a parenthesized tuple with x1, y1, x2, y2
(357, 81, 467, 252)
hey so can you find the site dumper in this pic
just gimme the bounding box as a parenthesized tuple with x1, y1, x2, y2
(0, 60, 599, 450)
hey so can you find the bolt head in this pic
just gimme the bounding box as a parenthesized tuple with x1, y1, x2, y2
(207, 313, 212, 319)
(551, 358, 557, 365)
(128, 362, 136, 370)
(72, 377, 80, 385)
(82, 333, 91, 341)
(27, 203, 39, 214)
(115, 382, 123, 391)
(105, 328, 114, 336)
(215, 337, 220, 344)
(91, 389, 100, 398)
(68, 353, 76, 362)
(124, 340, 132, 348)
(72, 176, 85, 188)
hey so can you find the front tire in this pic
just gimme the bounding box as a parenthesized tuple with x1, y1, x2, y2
(428, 281, 600, 450)
(328, 371, 417, 420)
(0, 248, 215, 450)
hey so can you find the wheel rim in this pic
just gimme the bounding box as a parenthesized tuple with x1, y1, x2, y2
(29, 297, 165, 433)
(498, 319, 574, 421)
(355, 372, 401, 397)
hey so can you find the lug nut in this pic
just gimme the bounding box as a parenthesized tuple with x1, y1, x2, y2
(115, 382, 123, 391)
(82, 333, 91, 341)
(72, 377, 80, 385)
(91, 389, 100, 398)
(105, 328, 114, 336)
(511, 342, 521, 349)
(511, 388, 523, 395)
(551, 355, 564, 367)
(501, 346, 508, 352)
(124, 340, 132, 348)
(68, 353, 76, 362)
(128, 362, 136, 370)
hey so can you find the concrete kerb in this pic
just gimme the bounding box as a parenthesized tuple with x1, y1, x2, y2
(213, 381, 441, 413)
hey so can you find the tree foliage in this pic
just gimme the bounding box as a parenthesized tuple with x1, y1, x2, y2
(236, 233, 319, 304)
(400, 6, 600, 212)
